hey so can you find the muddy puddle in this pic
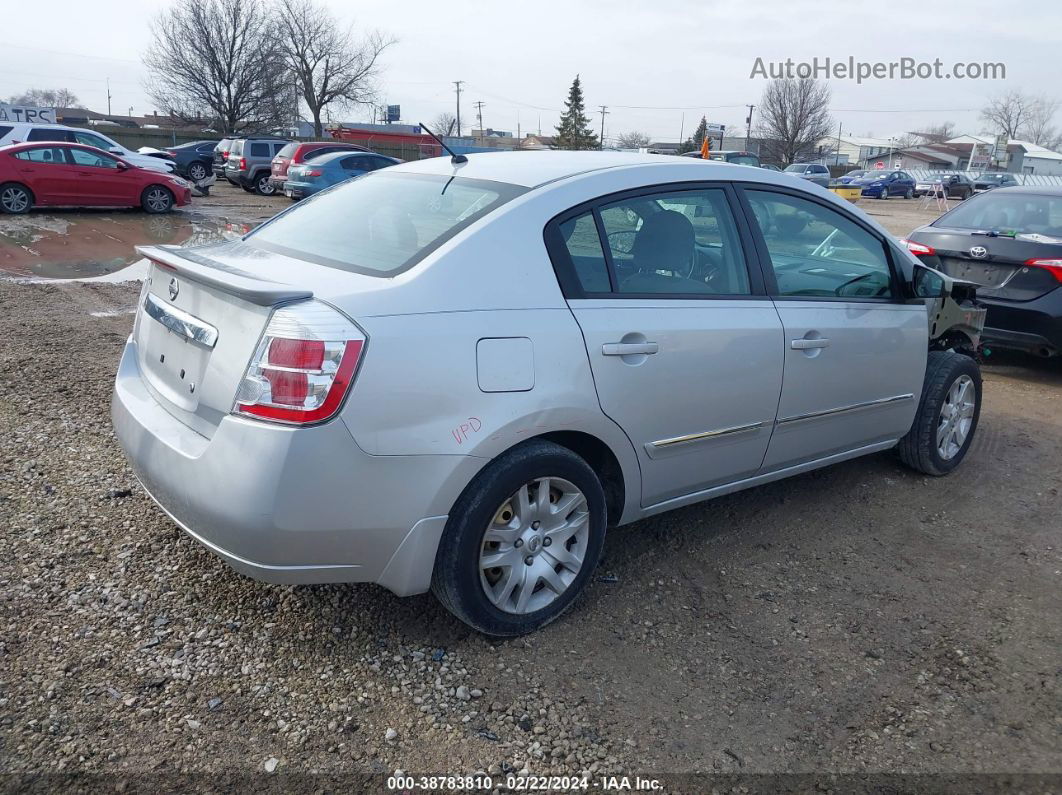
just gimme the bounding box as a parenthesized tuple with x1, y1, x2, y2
(0, 211, 254, 281)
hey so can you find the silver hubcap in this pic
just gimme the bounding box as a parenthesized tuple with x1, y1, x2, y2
(259, 178, 274, 194)
(190, 164, 207, 180)
(479, 477, 590, 615)
(2, 187, 28, 212)
(146, 189, 169, 212)
(937, 374, 976, 460)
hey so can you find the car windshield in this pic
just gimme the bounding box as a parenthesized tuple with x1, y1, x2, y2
(978, 174, 1006, 183)
(246, 172, 526, 276)
(728, 155, 759, 166)
(934, 193, 1062, 237)
(845, 171, 866, 178)
(862, 172, 886, 180)
(784, 165, 809, 172)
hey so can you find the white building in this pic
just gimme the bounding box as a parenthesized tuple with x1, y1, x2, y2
(945, 136, 1062, 175)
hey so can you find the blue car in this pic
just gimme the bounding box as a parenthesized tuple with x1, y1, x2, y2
(854, 169, 916, 199)
(282, 151, 401, 199)
(834, 169, 869, 185)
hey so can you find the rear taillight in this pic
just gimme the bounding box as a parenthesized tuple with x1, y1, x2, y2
(900, 238, 935, 256)
(304, 168, 323, 177)
(234, 301, 366, 425)
(1025, 258, 1062, 283)
(239, 157, 247, 170)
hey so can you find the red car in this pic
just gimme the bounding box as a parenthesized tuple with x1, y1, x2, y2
(269, 141, 369, 189)
(0, 142, 191, 215)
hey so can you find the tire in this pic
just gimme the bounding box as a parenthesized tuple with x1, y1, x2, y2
(0, 183, 33, 214)
(188, 162, 209, 182)
(254, 173, 275, 196)
(877, 189, 888, 199)
(242, 186, 255, 193)
(904, 188, 914, 199)
(141, 185, 174, 214)
(898, 351, 982, 476)
(962, 189, 972, 200)
(431, 440, 607, 637)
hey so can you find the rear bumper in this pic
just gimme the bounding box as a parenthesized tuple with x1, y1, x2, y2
(281, 180, 319, 199)
(980, 290, 1062, 356)
(111, 338, 482, 594)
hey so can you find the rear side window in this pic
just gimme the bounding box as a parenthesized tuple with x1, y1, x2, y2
(14, 146, 69, 164)
(247, 172, 525, 276)
(558, 213, 610, 292)
(0, 125, 12, 140)
(27, 127, 72, 142)
(250, 142, 270, 157)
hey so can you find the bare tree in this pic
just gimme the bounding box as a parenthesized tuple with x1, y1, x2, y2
(9, 88, 80, 108)
(910, 122, 956, 144)
(276, 0, 394, 137)
(616, 130, 651, 149)
(756, 78, 833, 165)
(980, 90, 1032, 140)
(432, 112, 457, 137)
(143, 0, 288, 134)
(1022, 95, 1061, 149)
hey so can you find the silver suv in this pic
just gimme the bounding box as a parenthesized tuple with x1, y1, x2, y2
(224, 136, 291, 194)
(783, 163, 831, 187)
(112, 152, 984, 636)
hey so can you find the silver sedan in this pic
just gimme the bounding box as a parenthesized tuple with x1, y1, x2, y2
(112, 151, 982, 636)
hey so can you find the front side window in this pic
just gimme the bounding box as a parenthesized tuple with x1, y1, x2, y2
(745, 190, 894, 299)
(14, 146, 69, 164)
(72, 131, 115, 151)
(596, 188, 751, 295)
(247, 172, 525, 276)
(69, 148, 119, 168)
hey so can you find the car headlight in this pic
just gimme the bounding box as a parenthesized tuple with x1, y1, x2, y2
(169, 177, 189, 187)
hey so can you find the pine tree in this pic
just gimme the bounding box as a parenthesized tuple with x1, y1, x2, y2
(692, 116, 709, 148)
(554, 75, 598, 150)
(677, 137, 696, 154)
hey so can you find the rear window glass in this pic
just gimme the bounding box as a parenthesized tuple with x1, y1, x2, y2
(277, 143, 297, 159)
(935, 193, 1062, 237)
(247, 172, 525, 276)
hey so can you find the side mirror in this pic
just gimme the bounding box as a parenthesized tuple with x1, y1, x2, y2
(116, 160, 129, 171)
(912, 263, 947, 298)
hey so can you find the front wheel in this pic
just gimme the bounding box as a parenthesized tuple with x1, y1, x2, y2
(877, 189, 889, 199)
(254, 174, 275, 196)
(898, 351, 981, 476)
(141, 185, 174, 214)
(432, 440, 607, 637)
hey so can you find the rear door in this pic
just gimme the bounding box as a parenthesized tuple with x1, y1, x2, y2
(740, 187, 925, 471)
(548, 184, 784, 506)
(11, 145, 77, 204)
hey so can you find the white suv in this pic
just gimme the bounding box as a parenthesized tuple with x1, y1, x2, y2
(0, 123, 176, 174)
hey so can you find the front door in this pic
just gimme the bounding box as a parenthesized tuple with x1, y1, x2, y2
(67, 147, 139, 205)
(549, 185, 784, 506)
(741, 188, 926, 471)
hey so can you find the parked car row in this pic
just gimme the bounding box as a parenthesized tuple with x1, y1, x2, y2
(0, 122, 177, 174)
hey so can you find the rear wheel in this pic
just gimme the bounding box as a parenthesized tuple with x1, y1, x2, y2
(254, 174, 275, 195)
(141, 185, 174, 214)
(432, 440, 607, 636)
(188, 162, 209, 181)
(0, 183, 33, 214)
(898, 351, 981, 476)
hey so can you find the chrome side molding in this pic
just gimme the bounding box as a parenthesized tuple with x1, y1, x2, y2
(647, 421, 764, 454)
(143, 293, 219, 349)
(777, 393, 914, 426)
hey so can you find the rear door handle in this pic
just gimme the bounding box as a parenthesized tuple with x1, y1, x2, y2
(602, 342, 659, 356)
(791, 338, 830, 350)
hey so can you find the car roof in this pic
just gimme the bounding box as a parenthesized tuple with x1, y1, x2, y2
(390, 150, 772, 188)
(987, 185, 1062, 196)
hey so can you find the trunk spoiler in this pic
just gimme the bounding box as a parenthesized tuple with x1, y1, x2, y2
(136, 245, 312, 306)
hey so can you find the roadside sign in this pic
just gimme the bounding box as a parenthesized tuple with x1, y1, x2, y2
(706, 122, 725, 133)
(386, 105, 400, 123)
(0, 104, 56, 124)
(969, 142, 992, 171)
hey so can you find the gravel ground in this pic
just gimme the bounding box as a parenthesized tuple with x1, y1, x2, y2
(0, 190, 1060, 791)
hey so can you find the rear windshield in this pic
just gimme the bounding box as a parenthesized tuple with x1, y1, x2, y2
(727, 154, 759, 166)
(246, 172, 526, 276)
(935, 193, 1062, 237)
(276, 142, 298, 159)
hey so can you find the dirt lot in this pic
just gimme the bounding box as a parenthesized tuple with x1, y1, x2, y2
(1, 185, 1059, 790)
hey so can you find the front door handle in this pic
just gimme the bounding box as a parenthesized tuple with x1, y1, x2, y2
(791, 338, 830, 350)
(602, 342, 659, 356)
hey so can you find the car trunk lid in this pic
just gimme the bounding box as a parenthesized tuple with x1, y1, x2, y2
(914, 226, 1062, 301)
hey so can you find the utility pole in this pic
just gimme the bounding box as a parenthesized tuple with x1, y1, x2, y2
(453, 80, 464, 137)
(745, 104, 755, 150)
(106, 78, 112, 116)
(473, 101, 485, 141)
(597, 105, 609, 150)
(678, 113, 685, 147)
(835, 121, 842, 167)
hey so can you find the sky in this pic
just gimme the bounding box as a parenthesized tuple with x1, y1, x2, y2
(0, 0, 1057, 145)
